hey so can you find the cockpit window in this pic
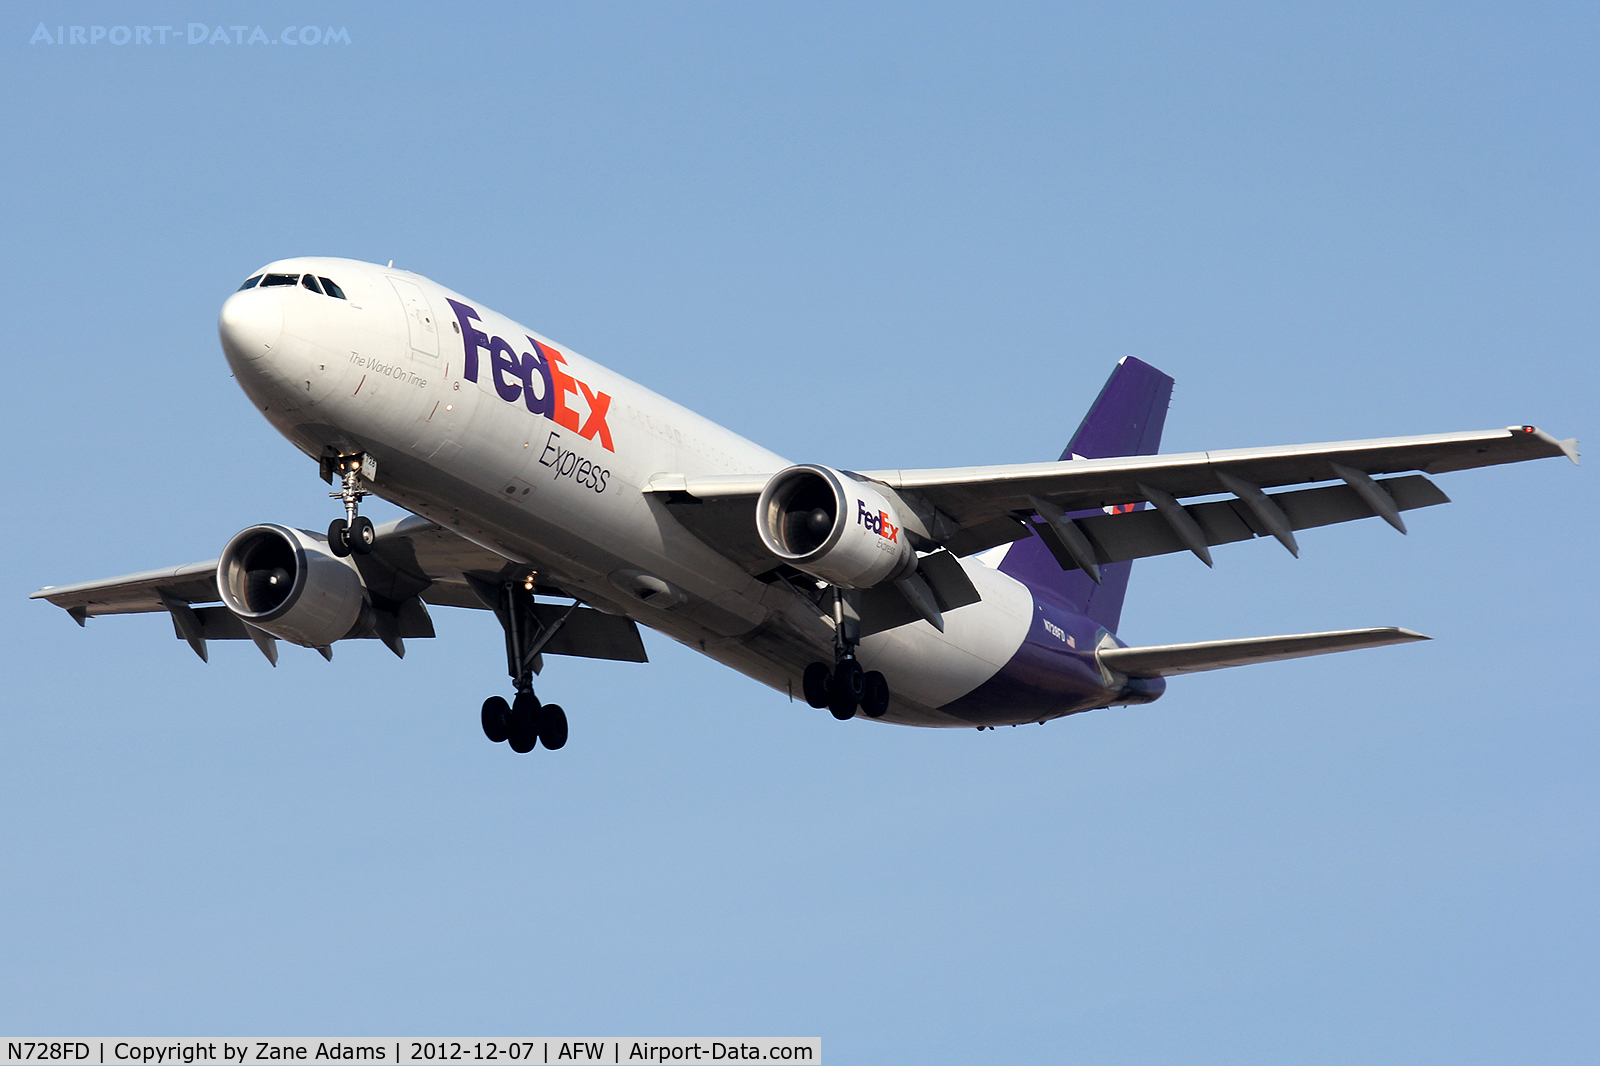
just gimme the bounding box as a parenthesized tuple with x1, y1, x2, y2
(251, 271, 347, 299)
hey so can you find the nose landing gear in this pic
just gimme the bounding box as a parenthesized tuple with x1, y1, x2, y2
(325, 452, 376, 557)
(801, 586, 891, 720)
(478, 577, 576, 754)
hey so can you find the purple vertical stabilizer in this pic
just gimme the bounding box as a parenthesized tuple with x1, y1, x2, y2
(998, 356, 1174, 633)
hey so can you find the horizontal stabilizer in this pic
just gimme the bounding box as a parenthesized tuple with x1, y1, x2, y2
(1098, 626, 1429, 678)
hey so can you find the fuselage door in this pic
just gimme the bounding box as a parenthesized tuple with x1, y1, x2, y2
(388, 276, 440, 362)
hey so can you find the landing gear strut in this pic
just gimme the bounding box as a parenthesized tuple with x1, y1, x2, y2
(802, 586, 891, 720)
(477, 576, 574, 754)
(325, 453, 375, 557)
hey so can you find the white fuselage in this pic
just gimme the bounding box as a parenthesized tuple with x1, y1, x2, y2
(219, 257, 1040, 726)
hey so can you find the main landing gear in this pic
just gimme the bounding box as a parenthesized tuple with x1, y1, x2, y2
(481, 692, 568, 754)
(479, 576, 575, 754)
(801, 586, 891, 721)
(325, 452, 375, 557)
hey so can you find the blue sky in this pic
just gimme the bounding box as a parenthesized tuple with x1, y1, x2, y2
(2, 3, 1595, 1062)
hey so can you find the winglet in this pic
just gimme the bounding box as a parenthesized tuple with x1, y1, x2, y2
(1518, 426, 1579, 465)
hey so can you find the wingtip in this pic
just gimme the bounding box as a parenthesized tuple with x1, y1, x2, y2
(1519, 425, 1581, 465)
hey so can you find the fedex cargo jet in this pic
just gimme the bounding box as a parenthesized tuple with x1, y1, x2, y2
(32, 258, 1579, 753)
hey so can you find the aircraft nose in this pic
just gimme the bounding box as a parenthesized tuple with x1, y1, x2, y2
(218, 290, 283, 360)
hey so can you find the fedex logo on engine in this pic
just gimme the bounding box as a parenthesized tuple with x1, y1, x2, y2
(446, 298, 614, 452)
(857, 500, 899, 542)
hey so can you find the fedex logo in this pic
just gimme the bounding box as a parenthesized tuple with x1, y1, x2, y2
(446, 298, 614, 452)
(857, 501, 898, 542)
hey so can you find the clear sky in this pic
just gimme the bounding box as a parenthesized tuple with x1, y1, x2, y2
(2, 3, 1595, 1062)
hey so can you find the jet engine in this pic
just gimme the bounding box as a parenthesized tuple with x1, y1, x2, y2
(756, 465, 918, 588)
(216, 523, 370, 647)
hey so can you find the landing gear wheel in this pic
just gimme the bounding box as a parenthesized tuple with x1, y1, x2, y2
(327, 518, 351, 557)
(802, 663, 833, 709)
(861, 671, 890, 718)
(508, 691, 540, 753)
(348, 515, 376, 555)
(327, 455, 373, 557)
(829, 659, 864, 720)
(481, 696, 511, 743)
(538, 704, 569, 750)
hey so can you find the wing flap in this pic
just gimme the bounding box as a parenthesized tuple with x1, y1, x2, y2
(1052, 475, 1450, 568)
(857, 549, 985, 637)
(176, 605, 251, 640)
(1098, 626, 1430, 678)
(167, 603, 436, 643)
(530, 603, 649, 663)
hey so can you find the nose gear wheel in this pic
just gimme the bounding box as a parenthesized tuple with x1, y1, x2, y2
(324, 453, 375, 557)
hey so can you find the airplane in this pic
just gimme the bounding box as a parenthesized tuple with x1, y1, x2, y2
(31, 257, 1580, 753)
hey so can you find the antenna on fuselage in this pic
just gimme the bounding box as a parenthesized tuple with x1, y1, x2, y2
(387, 260, 393, 268)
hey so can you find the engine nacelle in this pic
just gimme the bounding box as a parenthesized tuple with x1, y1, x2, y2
(756, 465, 917, 588)
(216, 524, 369, 648)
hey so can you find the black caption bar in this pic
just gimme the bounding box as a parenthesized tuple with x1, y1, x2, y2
(0, 1041, 819, 1066)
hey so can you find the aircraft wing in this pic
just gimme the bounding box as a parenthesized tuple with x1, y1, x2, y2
(30, 515, 647, 664)
(649, 425, 1578, 574)
(861, 424, 1576, 530)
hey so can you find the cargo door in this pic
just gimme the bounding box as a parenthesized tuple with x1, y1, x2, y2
(388, 276, 440, 362)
